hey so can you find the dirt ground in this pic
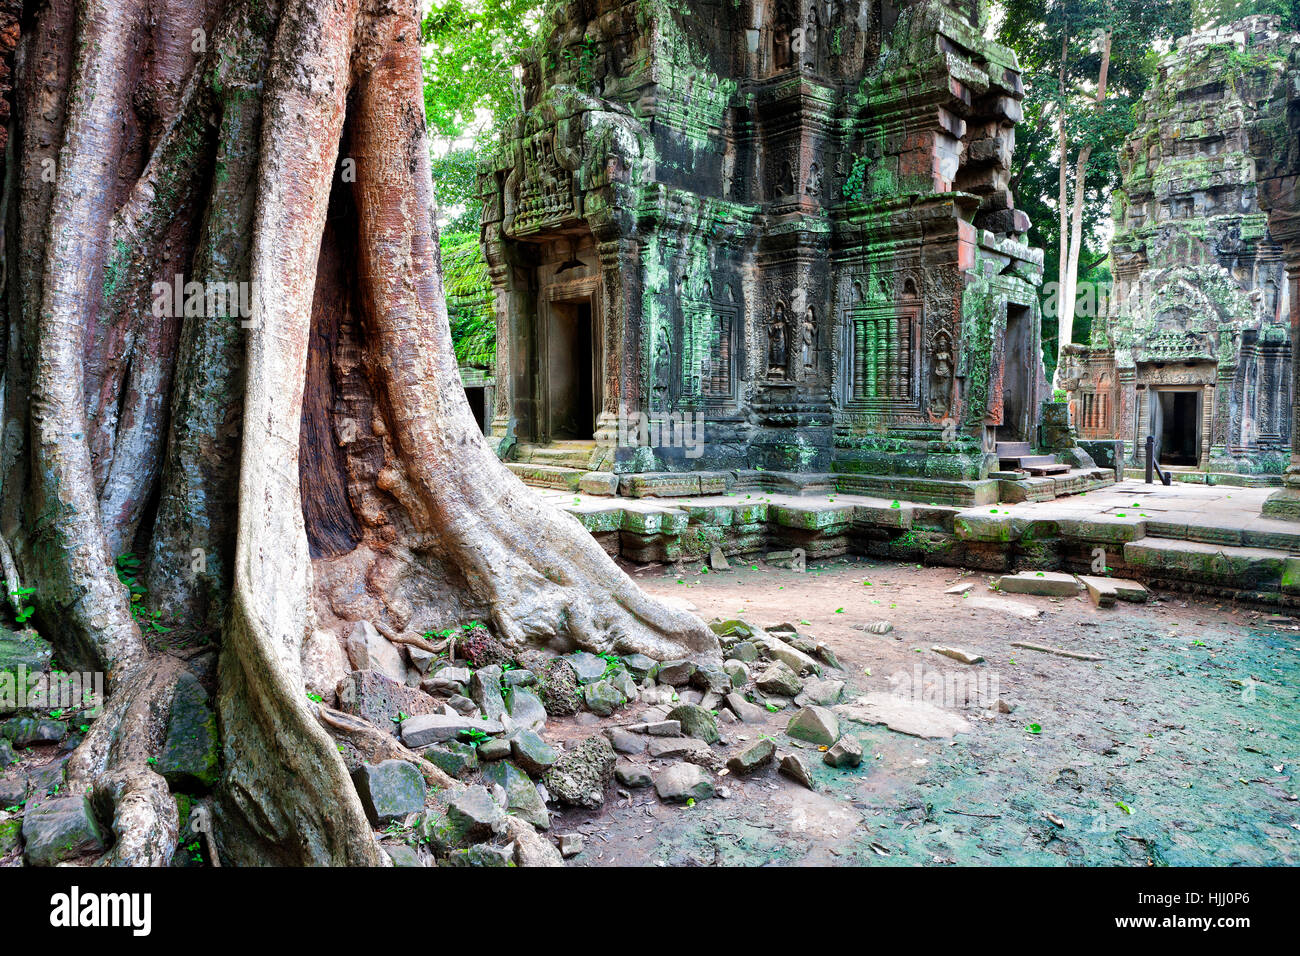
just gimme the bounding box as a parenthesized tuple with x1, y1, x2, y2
(547, 556, 1300, 866)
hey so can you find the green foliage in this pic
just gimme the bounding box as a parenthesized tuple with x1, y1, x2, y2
(997, 0, 1193, 372)
(421, 0, 544, 219)
(10, 587, 35, 626)
(442, 231, 496, 369)
(114, 554, 171, 635)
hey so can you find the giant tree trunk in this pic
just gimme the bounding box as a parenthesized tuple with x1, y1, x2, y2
(0, 0, 717, 867)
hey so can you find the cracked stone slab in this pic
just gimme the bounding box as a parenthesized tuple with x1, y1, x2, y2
(834, 693, 971, 739)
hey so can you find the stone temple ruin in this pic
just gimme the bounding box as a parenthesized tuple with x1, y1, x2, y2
(1061, 16, 1300, 482)
(478, 0, 1097, 504)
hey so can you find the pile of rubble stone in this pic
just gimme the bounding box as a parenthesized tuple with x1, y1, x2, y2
(345, 616, 865, 866)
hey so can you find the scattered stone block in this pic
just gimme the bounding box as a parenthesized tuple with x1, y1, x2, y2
(614, 760, 653, 789)
(558, 833, 584, 858)
(345, 620, 406, 684)
(504, 685, 547, 731)
(725, 738, 775, 775)
(834, 693, 971, 739)
(709, 546, 730, 571)
(656, 659, 696, 686)
(628, 719, 681, 736)
(824, 736, 863, 768)
(648, 737, 712, 760)
(421, 741, 479, 777)
(756, 661, 803, 697)
(724, 693, 768, 723)
(22, 796, 105, 866)
(583, 680, 626, 717)
(469, 665, 507, 721)
(399, 713, 503, 748)
(786, 706, 840, 746)
(665, 704, 719, 743)
(994, 571, 1080, 597)
(510, 729, 557, 776)
(338, 669, 441, 737)
(352, 760, 426, 826)
(778, 753, 815, 790)
(931, 646, 985, 665)
(654, 763, 716, 803)
(446, 785, 507, 840)
(541, 736, 616, 809)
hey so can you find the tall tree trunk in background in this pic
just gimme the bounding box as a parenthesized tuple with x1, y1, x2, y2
(1055, 22, 1113, 386)
(0, 0, 717, 867)
(1057, 27, 1070, 370)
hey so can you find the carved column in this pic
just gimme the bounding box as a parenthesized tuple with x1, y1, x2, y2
(1264, 253, 1300, 518)
(594, 238, 638, 452)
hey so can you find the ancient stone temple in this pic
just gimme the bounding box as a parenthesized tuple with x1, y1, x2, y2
(1061, 16, 1299, 479)
(480, 0, 1053, 500)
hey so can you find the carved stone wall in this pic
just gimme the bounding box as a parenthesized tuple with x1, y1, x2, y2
(1064, 15, 1298, 475)
(482, 0, 1046, 482)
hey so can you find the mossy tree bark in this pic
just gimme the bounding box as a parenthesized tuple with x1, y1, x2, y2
(0, 0, 716, 866)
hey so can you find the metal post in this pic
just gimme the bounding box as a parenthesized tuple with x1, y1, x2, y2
(1145, 434, 1154, 484)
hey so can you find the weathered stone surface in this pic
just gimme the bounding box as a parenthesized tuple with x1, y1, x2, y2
(158, 672, 219, 792)
(302, 628, 350, 703)
(665, 704, 719, 743)
(795, 677, 845, 707)
(400, 713, 503, 748)
(621, 653, 658, 680)
(994, 571, 1080, 597)
(566, 651, 609, 685)
(786, 706, 840, 746)
(0, 628, 52, 679)
(653, 763, 716, 803)
(583, 679, 626, 717)
(628, 719, 681, 736)
(724, 692, 768, 723)
(648, 736, 711, 760)
(352, 760, 427, 826)
(469, 665, 507, 721)
(446, 785, 507, 840)
(1, 717, 65, 747)
(22, 796, 105, 865)
(383, 844, 425, 867)
(504, 685, 547, 731)
(444, 843, 515, 867)
(824, 736, 864, 769)
(345, 621, 406, 683)
(536, 659, 583, 716)
(541, 736, 616, 808)
(0, 769, 26, 807)
(614, 759, 653, 789)
(722, 659, 749, 687)
(835, 693, 971, 739)
(779, 753, 816, 791)
(725, 737, 775, 775)
(482, 0, 1047, 486)
(558, 832, 584, 857)
(481, 761, 550, 829)
(0, 819, 19, 857)
(478, 737, 511, 761)
(726, 641, 759, 663)
(656, 659, 696, 686)
(931, 646, 985, 665)
(338, 669, 441, 737)
(421, 741, 479, 778)
(510, 729, 557, 776)
(690, 661, 731, 694)
(606, 727, 646, 754)
(756, 661, 803, 697)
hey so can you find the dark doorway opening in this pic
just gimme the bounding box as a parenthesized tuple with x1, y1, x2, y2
(999, 304, 1034, 442)
(1158, 390, 1200, 466)
(464, 386, 487, 434)
(547, 300, 595, 440)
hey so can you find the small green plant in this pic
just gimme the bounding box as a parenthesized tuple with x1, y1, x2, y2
(306, 692, 323, 703)
(10, 586, 35, 625)
(114, 554, 171, 634)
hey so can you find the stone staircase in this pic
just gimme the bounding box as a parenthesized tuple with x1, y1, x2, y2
(505, 440, 601, 492)
(997, 441, 1069, 476)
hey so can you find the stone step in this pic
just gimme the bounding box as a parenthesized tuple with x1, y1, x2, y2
(995, 441, 1033, 458)
(1122, 537, 1295, 592)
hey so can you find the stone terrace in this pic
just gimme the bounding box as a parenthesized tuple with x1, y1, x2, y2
(541, 479, 1300, 605)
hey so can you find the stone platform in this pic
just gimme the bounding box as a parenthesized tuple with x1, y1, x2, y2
(540, 479, 1300, 607)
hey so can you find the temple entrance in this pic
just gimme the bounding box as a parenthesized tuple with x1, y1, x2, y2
(1154, 388, 1201, 466)
(998, 304, 1036, 442)
(544, 298, 596, 441)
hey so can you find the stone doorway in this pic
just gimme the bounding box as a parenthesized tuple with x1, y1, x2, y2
(544, 298, 596, 442)
(998, 304, 1037, 443)
(1153, 388, 1202, 466)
